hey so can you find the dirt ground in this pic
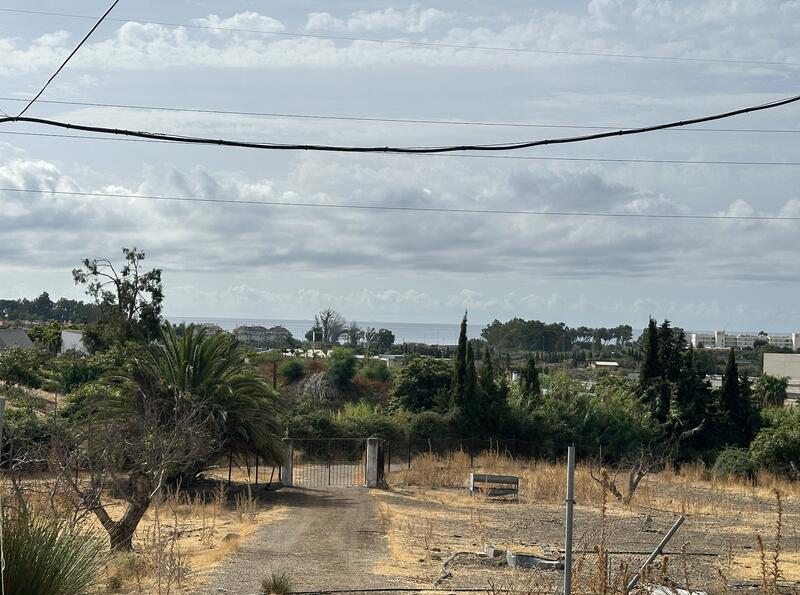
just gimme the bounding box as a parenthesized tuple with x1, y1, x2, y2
(203, 486, 410, 594)
(372, 461, 800, 594)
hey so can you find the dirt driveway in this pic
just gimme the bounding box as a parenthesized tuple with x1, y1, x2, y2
(204, 486, 409, 594)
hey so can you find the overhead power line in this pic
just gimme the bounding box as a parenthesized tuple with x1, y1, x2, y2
(1, 6, 799, 68)
(1, 187, 796, 222)
(16, 0, 120, 117)
(2, 129, 800, 167)
(2, 94, 799, 154)
(1, 96, 798, 134)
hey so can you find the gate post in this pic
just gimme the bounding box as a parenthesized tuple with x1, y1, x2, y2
(281, 438, 293, 488)
(366, 437, 380, 488)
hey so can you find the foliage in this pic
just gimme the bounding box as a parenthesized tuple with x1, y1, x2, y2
(638, 319, 714, 455)
(73, 247, 163, 350)
(0, 346, 46, 388)
(366, 327, 395, 352)
(481, 317, 633, 352)
(754, 374, 789, 408)
(262, 572, 293, 595)
(344, 321, 363, 348)
(750, 408, 800, 475)
(533, 374, 658, 460)
(1, 509, 106, 595)
(0, 291, 98, 323)
(715, 349, 758, 447)
(51, 348, 125, 394)
(388, 356, 451, 412)
(279, 358, 306, 383)
(450, 313, 469, 410)
(27, 321, 63, 354)
(68, 322, 285, 550)
(713, 448, 757, 479)
(359, 358, 390, 382)
(326, 347, 358, 390)
(406, 410, 459, 441)
(133, 323, 286, 463)
(519, 355, 541, 407)
(304, 308, 346, 346)
(334, 404, 405, 443)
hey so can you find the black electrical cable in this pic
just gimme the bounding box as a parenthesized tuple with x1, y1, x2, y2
(2, 129, 799, 167)
(1, 94, 799, 154)
(16, 0, 120, 117)
(0, 96, 797, 134)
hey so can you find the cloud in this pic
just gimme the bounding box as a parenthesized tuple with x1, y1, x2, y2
(305, 5, 451, 33)
(1, 2, 799, 73)
(1, 145, 798, 287)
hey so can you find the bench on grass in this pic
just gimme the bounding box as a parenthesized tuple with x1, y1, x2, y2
(469, 473, 519, 501)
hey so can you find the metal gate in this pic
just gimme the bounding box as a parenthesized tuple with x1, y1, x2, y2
(291, 438, 367, 486)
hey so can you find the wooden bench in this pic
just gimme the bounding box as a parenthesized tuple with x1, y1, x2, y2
(469, 473, 519, 501)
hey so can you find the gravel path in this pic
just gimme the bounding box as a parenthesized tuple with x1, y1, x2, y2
(204, 486, 408, 594)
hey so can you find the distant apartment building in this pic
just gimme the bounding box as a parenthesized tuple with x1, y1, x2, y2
(690, 330, 800, 350)
(232, 325, 294, 349)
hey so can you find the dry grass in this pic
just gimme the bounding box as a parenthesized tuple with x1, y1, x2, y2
(379, 451, 800, 590)
(3, 467, 287, 595)
(100, 480, 288, 594)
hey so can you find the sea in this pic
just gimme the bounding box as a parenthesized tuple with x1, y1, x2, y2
(170, 316, 485, 345)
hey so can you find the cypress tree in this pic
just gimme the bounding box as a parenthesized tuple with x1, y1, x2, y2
(716, 348, 756, 447)
(479, 347, 495, 398)
(719, 348, 740, 418)
(451, 312, 468, 409)
(463, 341, 480, 434)
(520, 355, 541, 406)
(639, 318, 661, 384)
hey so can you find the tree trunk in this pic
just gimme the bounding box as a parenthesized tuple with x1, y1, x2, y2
(93, 472, 152, 551)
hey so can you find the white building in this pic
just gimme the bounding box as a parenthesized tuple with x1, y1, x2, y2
(59, 330, 88, 355)
(769, 334, 794, 349)
(690, 332, 715, 349)
(690, 330, 799, 350)
(736, 334, 758, 349)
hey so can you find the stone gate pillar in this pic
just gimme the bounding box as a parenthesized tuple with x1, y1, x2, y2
(366, 437, 379, 488)
(281, 438, 293, 487)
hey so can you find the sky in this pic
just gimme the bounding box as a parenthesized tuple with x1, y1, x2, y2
(1, 0, 800, 332)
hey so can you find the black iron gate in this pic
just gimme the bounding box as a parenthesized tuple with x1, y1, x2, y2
(291, 438, 367, 487)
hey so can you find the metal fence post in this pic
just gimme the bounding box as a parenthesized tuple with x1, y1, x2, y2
(626, 516, 686, 592)
(564, 445, 576, 595)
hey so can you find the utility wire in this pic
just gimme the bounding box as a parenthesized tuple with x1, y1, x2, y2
(16, 0, 120, 117)
(2, 129, 800, 167)
(2, 94, 799, 153)
(1, 187, 796, 222)
(1, 6, 799, 68)
(1, 95, 798, 134)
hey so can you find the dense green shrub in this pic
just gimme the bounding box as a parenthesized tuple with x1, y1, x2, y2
(713, 447, 758, 479)
(326, 348, 357, 389)
(407, 410, 458, 441)
(1, 509, 106, 595)
(279, 358, 305, 383)
(749, 408, 800, 475)
(286, 410, 339, 438)
(0, 346, 46, 388)
(388, 356, 451, 412)
(359, 358, 390, 382)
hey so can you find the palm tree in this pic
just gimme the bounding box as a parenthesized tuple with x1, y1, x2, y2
(151, 323, 285, 464)
(71, 322, 284, 551)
